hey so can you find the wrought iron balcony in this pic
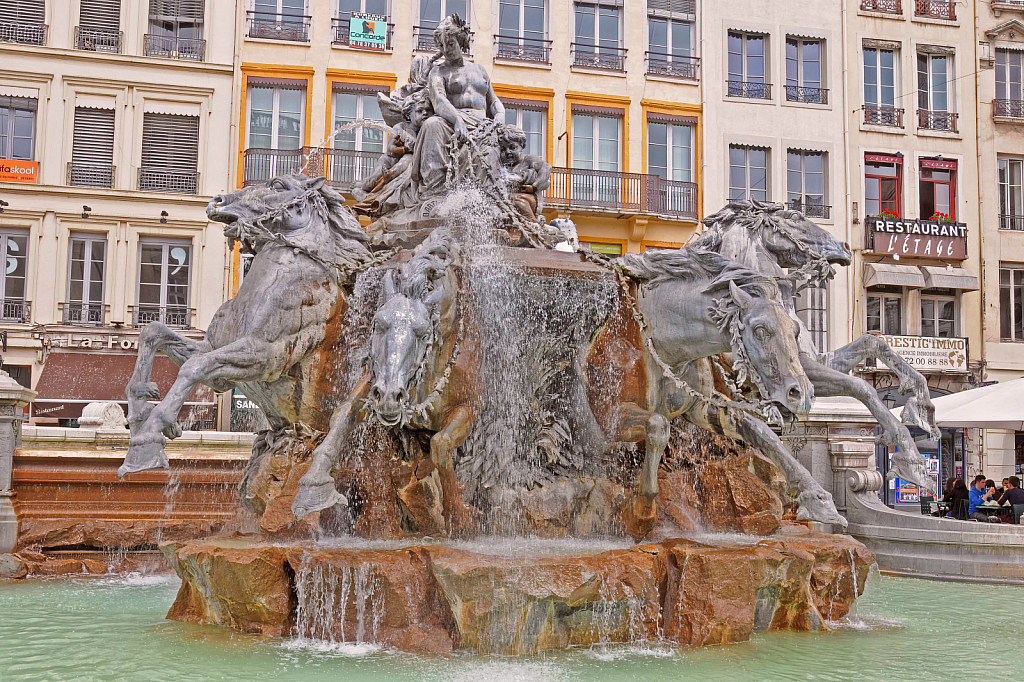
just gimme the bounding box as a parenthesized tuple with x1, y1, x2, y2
(546, 167, 697, 220)
(61, 302, 105, 326)
(0, 299, 30, 323)
(0, 21, 46, 45)
(785, 85, 828, 104)
(650, 178, 698, 219)
(308, 148, 383, 191)
(645, 52, 699, 80)
(246, 11, 310, 42)
(138, 168, 199, 194)
(861, 0, 902, 13)
(494, 35, 551, 64)
(74, 26, 122, 53)
(131, 304, 191, 329)
(863, 105, 904, 127)
(333, 14, 393, 50)
(917, 109, 958, 132)
(67, 162, 115, 188)
(727, 80, 772, 100)
(915, 0, 955, 20)
(994, 99, 1024, 120)
(1000, 214, 1024, 231)
(571, 43, 626, 72)
(242, 148, 307, 187)
(413, 25, 473, 54)
(787, 200, 831, 219)
(143, 34, 206, 61)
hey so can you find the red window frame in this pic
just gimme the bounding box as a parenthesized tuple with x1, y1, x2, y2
(864, 153, 902, 217)
(919, 157, 957, 220)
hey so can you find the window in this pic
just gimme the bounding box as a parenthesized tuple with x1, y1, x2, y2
(995, 49, 1024, 118)
(0, 96, 36, 160)
(786, 38, 825, 103)
(140, 113, 200, 194)
(417, 0, 467, 51)
(796, 281, 828, 353)
(331, 89, 384, 187)
(727, 32, 769, 98)
(1001, 264, 1024, 341)
(250, 0, 309, 42)
(70, 107, 115, 188)
(0, 229, 28, 321)
(917, 52, 956, 131)
(146, 0, 205, 61)
(77, 0, 122, 53)
(137, 239, 191, 328)
(504, 105, 545, 158)
(573, 2, 623, 70)
(649, 119, 694, 215)
(787, 150, 827, 218)
(337, 0, 389, 48)
(919, 159, 955, 220)
(339, 0, 388, 14)
(572, 112, 621, 203)
(245, 84, 304, 182)
(0, 0, 46, 45)
(999, 158, 1023, 230)
(867, 286, 902, 335)
(864, 154, 902, 217)
(66, 233, 106, 325)
(497, 0, 547, 62)
(863, 46, 901, 126)
(921, 290, 956, 338)
(648, 14, 694, 79)
(728, 145, 768, 201)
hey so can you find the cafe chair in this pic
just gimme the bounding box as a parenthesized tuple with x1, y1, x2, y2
(919, 496, 935, 515)
(1013, 504, 1024, 525)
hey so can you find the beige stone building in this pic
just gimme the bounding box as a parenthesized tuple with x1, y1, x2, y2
(0, 0, 237, 426)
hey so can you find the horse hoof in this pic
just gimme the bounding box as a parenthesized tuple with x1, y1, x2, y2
(292, 482, 347, 520)
(118, 435, 169, 478)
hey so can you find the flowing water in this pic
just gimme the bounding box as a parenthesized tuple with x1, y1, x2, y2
(2, 573, 1020, 681)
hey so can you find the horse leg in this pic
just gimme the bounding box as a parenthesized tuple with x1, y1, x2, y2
(430, 404, 474, 535)
(292, 374, 372, 519)
(615, 402, 671, 499)
(826, 335, 939, 438)
(126, 323, 210, 437)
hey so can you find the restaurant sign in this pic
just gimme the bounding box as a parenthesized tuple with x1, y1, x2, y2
(47, 332, 140, 350)
(880, 335, 968, 372)
(867, 217, 967, 260)
(349, 13, 388, 50)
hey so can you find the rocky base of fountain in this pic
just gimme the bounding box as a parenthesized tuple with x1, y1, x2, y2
(161, 522, 872, 655)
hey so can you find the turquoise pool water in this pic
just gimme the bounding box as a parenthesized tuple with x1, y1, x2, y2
(1, 571, 1020, 681)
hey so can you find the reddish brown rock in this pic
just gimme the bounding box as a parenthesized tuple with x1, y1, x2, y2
(621, 493, 658, 540)
(0, 553, 28, 579)
(723, 456, 784, 535)
(258, 459, 323, 537)
(16, 518, 225, 552)
(396, 468, 445, 536)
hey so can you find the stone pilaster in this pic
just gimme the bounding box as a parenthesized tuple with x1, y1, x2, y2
(0, 371, 36, 553)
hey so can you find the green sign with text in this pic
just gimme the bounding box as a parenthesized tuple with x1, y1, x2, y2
(349, 13, 387, 51)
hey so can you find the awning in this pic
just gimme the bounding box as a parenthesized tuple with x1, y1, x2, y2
(920, 265, 979, 290)
(893, 378, 1024, 430)
(863, 263, 926, 288)
(32, 352, 216, 421)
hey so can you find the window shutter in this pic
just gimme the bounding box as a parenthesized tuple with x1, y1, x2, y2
(647, 0, 695, 17)
(80, 0, 122, 31)
(141, 113, 199, 172)
(149, 0, 205, 21)
(72, 107, 115, 165)
(6, 0, 45, 23)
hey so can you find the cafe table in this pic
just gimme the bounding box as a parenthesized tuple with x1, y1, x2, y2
(973, 504, 1012, 519)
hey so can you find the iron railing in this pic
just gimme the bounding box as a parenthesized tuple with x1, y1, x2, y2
(994, 99, 1024, 119)
(917, 109, 958, 132)
(74, 26, 122, 53)
(788, 200, 831, 219)
(546, 167, 697, 220)
(915, 0, 955, 20)
(650, 178, 699, 218)
(645, 52, 699, 80)
(242, 148, 306, 186)
(494, 35, 551, 63)
(332, 14, 393, 50)
(246, 11, 310, 42)
(0, 21, 46, 45)
(413, 25, 473, 54)
(67, 162, 115, 188)
(138, 168, 199, 194)
(785, 85, 828, 104)
(993, 0, 1024, 8)
(61, 302, 104, 326)
(863, 105, 904, 127)
(571, 43, 626, 71)
(727, 80, 772, 99)
(316, 148, 382, 190)
(132, 304, 191, 329)
(143, 34, 206, 61)
(861, 0, 902, 12)
(1000, 215, 1024, 231)
(1, 299, 30, 323)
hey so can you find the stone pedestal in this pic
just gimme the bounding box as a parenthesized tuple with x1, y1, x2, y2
(0, 371, 36, 553)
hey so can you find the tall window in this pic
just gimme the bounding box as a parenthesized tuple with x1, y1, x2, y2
(339, 0, 388, 14)
(146, 0, 205, 60)
(137, 239, 191, 328)
(572, 112, 621, 203)
(917, 52, 956, 131)
(140, 113, 200, 194)
(66, 233, 106, 325)
(332, 89, 384, 186)
(573, 1, 623, 70)
(77, 0, 122, 52)
(0, 229, 28, 322)
(999, 157, 1023, 230)
(796, 282, 828, 353)
(864, 155, 902, 217)
(787, 150, 826, 217)
(919, 159, 955, 220)
(1001, 264, 1024, 341)
(251, 0, 308, 41)
(417, 0, 467, 51)
(0, 0, 47, 45)
(504, 105, 545, 158)
(649, 120, 693, 215)
(648, 14, 694, 78)
(863, 45, 900, 125)
(337, 0, 390, 48)
(70, 107, 116, 188)
(996, 49, 1024, 102)
(728, 145, 768, 201)
(921, 290, 956, 338)
(867, 286, 902, 335)
(245, 84, 304, 181)
(727, 32, 768, 98)
(497, 0, 546, 62)
(786, 37, 824, 103)
(0, 96, 36, 160)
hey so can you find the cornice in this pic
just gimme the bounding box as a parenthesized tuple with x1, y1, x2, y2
(0, 43, 233, 74)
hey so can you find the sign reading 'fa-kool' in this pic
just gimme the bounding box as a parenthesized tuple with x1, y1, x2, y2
(349, 13, 387, 50)
(880, 334, 969, 372)
(867, 217, 968, 260)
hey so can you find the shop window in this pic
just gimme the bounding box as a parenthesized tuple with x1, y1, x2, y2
(1000, 263, 1024, 341)
(729, 144, 768, 201)
(867, 285, 902, 335)
(919, 158, 956, 220)
(864, 153, 902, 217)
(921, 289, 956, 338)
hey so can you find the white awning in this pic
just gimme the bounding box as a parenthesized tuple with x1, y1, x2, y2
(0, 85, 39, 99)
(920, 265, 979, 291)
(143, 100, 202, 116)
(893, 378, 1024, 430)
(863, 263, 926, 289)
(75, 93, 116, 110)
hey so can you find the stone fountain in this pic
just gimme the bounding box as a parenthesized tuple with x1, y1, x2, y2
(109, 15, 945, 654)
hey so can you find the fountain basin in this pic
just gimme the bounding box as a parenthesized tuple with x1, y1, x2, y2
(161, 522, 872, 655)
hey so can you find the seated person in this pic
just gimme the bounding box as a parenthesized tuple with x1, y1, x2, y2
(968, 474, 1001, 523)
(997, 475, 1024, 507)
(934, 477, 959, 517)
(946, 479, 970, 520)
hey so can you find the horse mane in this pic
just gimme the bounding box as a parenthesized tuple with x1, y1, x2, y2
(618, 248, 782, 302)
(316, 181, 375, 270)
(692, 198, 807, 252)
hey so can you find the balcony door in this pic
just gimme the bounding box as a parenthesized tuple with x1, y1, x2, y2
(147, 0, 205, 60)
(648, 121, 692, 214)
(246, 85, 304, 182)
(137, 239, 191, 328)
(572, 113, 621, 206)
(497, 0, 545, 60)
(67, 233, 106, 325)
(0, 229, 28, 321)
(331, 89, 384, 187)
(574, 2, 621, 68)
(418, 0, 467, 49)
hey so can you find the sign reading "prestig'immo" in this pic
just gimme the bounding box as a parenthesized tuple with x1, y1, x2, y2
(867, 216, 968, 260)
